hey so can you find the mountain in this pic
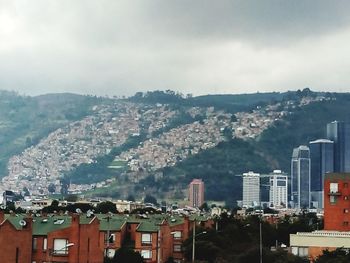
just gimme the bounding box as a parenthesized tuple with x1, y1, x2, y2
(0, 91, 106, 176)
(1, 89, 346, 206)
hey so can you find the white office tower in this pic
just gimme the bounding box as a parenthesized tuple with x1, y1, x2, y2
(269, 170, 288, 208)
(242, 171, 260, 208)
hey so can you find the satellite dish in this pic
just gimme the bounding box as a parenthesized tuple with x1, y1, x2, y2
(76, 208, 82, 214)
(32, 210, 37, 214)
(19, 220, 27, 227)
(0, 205, 6, 210)
(87, 210, 94, 217)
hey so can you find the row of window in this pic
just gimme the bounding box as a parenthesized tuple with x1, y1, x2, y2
(32, 238, 70, 255)
(141, 231, 182, 246)
(139, 244, 182, 260)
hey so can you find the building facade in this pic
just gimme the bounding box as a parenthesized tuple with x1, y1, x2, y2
(327, 121, 350, 172)
(291, 145, 311, 209)
(309, 139, 334, 209)
(189, 179, 205, 208)
(268, 170, 288, 208)
(290, 173, 350, 261)
(242, 171, 260, 208)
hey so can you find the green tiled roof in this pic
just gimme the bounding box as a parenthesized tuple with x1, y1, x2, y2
(4, 214, 26, 230)
(136, 221, 159, 232)
(96, 214, 126, 231)
(33, 216, 72, 235)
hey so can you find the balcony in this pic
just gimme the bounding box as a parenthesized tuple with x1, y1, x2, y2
(328, 191, 341, 196)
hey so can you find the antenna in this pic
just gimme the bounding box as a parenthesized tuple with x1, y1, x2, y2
(76, 208, 82, 214)
(19, 220, 27, 227)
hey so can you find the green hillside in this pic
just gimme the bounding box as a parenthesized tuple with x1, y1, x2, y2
(0, 91, 106, 176)
(149, 93, 350, 205)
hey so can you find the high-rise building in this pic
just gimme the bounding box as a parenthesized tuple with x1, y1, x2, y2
(269, 170, 288, 208)
(327, 121, 350, 172)
(291, 145, 311, 209)
(242, 171, 260, 208)
(189, 179, 205, 208)
(309, 139, 334, 208)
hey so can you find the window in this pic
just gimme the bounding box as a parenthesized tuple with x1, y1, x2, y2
(53, 239, 69, 255)
(173, 231, 182, 239)
(330, 195, 337, 204)
(43, 238, 47, 250)
(105, 233, 116, 244)
(32, 238, 37, 250)
(173, 244, 182, 252)
(141, 233, 152, 245)
(345, 183, 349, 188)
(109, 234, 116, 244)
(344, 196, 349, 200)
(141, 250, 152, 259)
(344, 221, 349, 226)
(298, 247, 308, 257)
(330, 183, 339, 193)
(344, 209, 349, 214)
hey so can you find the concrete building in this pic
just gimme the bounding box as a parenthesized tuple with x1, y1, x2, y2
(268, 170, 288, 208)
(327, 121, 350, 172)
(290, 231, 350, 261)
(189, 179, 205, 208)
(242, 171, 260, 208)
(291, 145, 311, 209)
(309, 139, 334, 209)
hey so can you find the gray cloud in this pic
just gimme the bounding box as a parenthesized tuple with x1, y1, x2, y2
(0, 0, 350, 96)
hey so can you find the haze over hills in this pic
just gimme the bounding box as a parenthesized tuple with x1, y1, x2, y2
(0, 89, 348, 205)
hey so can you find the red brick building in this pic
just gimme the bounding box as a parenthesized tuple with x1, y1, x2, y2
(0, 211, 213, 263)
(324, 173, 350, 231)
(0, 212, 32, 263)
(0, 213, 104, 263)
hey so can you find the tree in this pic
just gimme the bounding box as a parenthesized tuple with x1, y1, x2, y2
(314, 248, 350, 263)
(127, 194, 135, 202)
(96, 201, 117, 214)
(48, 183, 56, 194)
(144, 195, 157, 206)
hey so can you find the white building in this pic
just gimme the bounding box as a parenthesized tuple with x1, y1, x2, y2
(269, 170, 288, 208)
(242, 171, 260, 208)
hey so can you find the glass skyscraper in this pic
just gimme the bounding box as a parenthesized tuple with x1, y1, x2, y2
(309, 139, 334, 208)
(327, 121, 350, 172)
(291, 145, 311, 209)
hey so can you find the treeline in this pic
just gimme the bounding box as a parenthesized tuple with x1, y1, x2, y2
(181, 212, 320, 263)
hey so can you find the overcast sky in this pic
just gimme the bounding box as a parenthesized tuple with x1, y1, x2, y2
(1, 0, 350, 97)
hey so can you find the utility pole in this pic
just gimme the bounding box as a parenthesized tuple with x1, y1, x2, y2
(192, 219, 196, 263)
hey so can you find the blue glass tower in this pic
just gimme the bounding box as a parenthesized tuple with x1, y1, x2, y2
(291, 145, 311, 209)
(309, 139, 334, 208)
(327, 121, 350, 172)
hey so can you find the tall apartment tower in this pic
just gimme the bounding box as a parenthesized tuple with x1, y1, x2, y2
(291, 145, 311, 209)
(269, 170, 288, 208)
(309, 139, 334, 209)
(189, 179, 205, 208)
(327, 121, 350, 172)
(242, 171, 260, 208)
